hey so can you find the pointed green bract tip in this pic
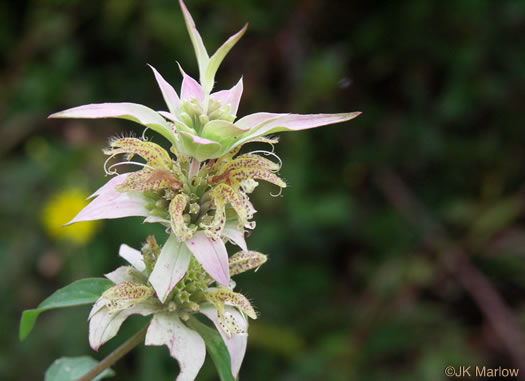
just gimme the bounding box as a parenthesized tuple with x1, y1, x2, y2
(179, 0, 209, 87)
(179, 0, 247, 95)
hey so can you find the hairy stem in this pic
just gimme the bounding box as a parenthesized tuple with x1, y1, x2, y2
(76, 324, 149, 381)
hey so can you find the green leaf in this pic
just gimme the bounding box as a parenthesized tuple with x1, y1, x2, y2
(45, 356, 114, 381)
(187, 317, 235, 381)
(19, 278, 113, 340)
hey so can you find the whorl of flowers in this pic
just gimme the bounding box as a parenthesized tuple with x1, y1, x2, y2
(43, 1, 360, 380)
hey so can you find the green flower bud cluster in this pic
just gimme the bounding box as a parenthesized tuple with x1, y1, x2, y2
(180, 98, 235, 134)
(143, 189, 174, 220)
(97, 236, 211, 319)
(168, 257, 210, 321)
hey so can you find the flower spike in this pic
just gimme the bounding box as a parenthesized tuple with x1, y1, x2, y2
(42, 1, 362, 380)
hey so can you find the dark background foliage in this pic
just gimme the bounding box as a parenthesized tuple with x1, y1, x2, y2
(2, 0, 525, 380)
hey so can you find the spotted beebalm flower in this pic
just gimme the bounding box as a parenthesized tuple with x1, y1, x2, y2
(89, 239, 266, 380)
(45, 1, 361, 379)
(50, 0, 359, 287)
(63, 135, 280, 291)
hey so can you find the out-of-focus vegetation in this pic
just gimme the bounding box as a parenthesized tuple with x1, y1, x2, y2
(2, 0, 525, 380)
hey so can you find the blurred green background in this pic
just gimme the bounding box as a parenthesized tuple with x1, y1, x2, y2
(3, 0, 525, 380)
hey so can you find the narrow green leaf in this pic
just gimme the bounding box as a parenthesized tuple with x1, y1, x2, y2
(45, 356, 114, 381)
(179, 0, 209, 85)
(204, 24, 247, 93)
(187, 317, 235, 381)
(19, 278, 113, 340)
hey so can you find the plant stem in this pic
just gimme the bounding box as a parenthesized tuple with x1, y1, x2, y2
(76, 324, 149, 381)
(188, 158, 201, 179)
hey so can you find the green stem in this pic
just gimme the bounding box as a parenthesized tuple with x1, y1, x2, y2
(188, 158, 201, 179)
(202, 92, 210, 115)
(76, 324, 149, 381)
